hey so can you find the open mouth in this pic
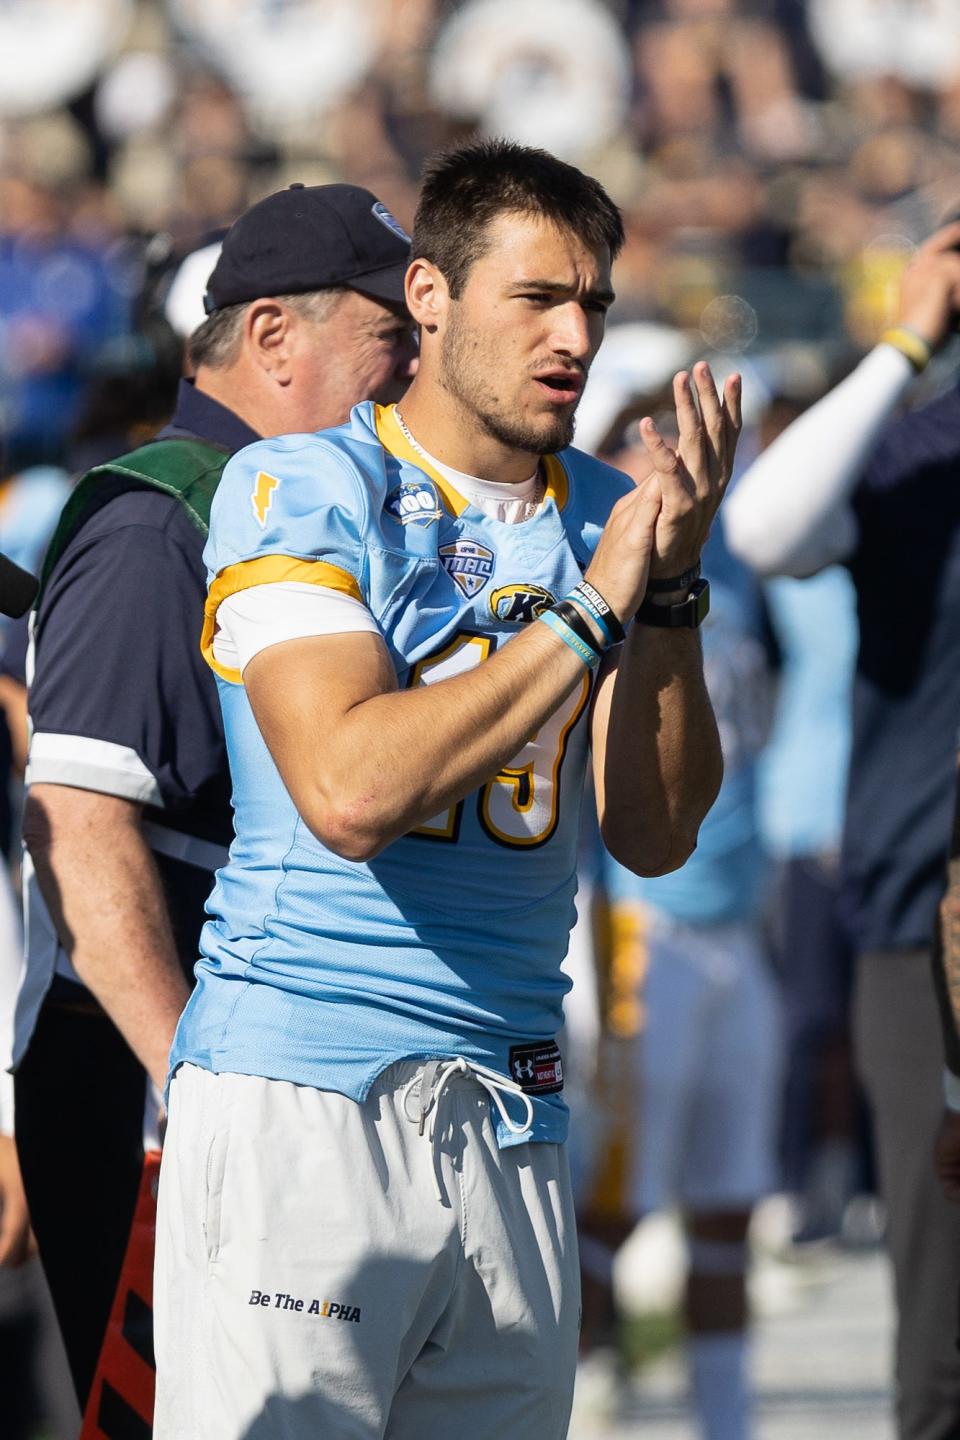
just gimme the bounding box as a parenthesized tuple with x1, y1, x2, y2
(534, 374, 583, 404)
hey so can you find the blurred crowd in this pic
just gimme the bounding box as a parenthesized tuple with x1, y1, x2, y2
(5, 0, 960, 475)
(5, 0, 960, 1436)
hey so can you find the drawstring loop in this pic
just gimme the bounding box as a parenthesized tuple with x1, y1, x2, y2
(401, 1057, 534, 1201)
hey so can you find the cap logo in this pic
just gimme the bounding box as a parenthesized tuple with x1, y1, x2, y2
(371, 202, 410, 244)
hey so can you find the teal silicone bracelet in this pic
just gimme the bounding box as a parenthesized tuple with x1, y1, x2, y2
(539, 608, 601, 668)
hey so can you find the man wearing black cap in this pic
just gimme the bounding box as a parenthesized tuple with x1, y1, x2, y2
(10, 183, 417, 1410)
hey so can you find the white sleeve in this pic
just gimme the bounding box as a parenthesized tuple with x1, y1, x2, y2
(213, 582, 381, 676)
(26, 733, 163, 803)
(722, 343, 915, 577)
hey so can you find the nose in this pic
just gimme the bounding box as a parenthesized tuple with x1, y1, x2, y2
(550, 303, 593, 361)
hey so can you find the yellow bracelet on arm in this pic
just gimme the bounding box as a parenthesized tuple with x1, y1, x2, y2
(881, 325, 932, 373)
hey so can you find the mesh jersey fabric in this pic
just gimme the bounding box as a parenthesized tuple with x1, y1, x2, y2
(170, 400, 632, 1146)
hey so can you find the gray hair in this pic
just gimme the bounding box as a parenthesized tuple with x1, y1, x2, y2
(188, 288, 344, 371)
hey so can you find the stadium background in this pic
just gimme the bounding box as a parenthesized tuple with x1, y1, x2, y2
(1, 1, 955, 1435)
(4, 0, 960, 474)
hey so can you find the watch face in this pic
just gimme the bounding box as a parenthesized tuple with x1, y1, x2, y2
(636, 577, 710, 628)
(689, 578, 711, 628)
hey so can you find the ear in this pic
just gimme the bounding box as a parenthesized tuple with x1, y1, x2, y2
(405, 259, 447, 333)
(246, 300, 293, 385)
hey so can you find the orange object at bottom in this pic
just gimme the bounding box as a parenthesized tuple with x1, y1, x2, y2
(80, 1149, 160, 1440)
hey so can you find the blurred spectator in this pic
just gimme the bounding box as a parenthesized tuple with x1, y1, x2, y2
(632, 0, 817, 161)
(724, 221, 960, 1440)
(590, 520, 781, 1439)
(573, 371, 781, 1439)
(0, 174, 130, 468)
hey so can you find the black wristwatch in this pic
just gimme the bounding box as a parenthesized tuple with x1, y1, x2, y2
(635, 578, 710, 629)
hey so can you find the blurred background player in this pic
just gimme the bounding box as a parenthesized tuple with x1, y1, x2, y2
(593, 388, 780, 1440)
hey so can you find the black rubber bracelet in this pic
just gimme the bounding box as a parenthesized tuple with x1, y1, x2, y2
(551, 599, 610, 653)
(645, 561, 702, 594)
(572, 580, 626, 644)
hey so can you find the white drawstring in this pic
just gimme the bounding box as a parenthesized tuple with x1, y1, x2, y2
(401, 1057, 535, 1201)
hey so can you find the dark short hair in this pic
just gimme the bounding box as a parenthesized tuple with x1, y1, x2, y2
(412, 139, 624, 298)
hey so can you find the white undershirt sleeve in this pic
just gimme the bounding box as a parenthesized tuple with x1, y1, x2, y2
(722, 343, 915, 577)
(213, 583, 381, 676)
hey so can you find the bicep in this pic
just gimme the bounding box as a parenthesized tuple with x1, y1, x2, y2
(243, 632, 398, 803)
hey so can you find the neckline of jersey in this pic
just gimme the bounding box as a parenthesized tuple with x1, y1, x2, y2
(374, 403, 569, 520)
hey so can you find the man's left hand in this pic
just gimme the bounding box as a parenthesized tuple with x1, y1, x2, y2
(639, 362, 742, 581)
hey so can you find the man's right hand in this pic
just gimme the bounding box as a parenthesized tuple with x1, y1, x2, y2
(897, 221, 960, 351)
(0, 1133, 35, 1267)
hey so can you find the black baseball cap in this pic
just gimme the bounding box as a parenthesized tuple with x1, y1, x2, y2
(203, 182, 411, 314)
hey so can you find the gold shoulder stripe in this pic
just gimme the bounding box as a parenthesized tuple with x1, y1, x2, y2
(201, 554, 363, 684)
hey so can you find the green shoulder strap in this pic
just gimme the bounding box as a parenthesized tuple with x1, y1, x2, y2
(38, 438, 230, 600)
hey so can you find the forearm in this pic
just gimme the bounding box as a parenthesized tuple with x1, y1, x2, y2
(23, 787, 188, 1092)
(723, 344, 913, 576)
(249, 622, 588, 860)
(593, 625, 722, 876)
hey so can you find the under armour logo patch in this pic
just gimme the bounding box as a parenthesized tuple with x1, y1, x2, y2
(508, 1041, 564, 1095)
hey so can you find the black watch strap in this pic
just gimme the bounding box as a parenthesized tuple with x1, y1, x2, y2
(635, 578, 710, 629)
(645, 561, 702, 594)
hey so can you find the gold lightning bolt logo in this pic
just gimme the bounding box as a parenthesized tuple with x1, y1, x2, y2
(251, 471, 280, 528)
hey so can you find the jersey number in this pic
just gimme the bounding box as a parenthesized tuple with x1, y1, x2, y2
(408, 631, 590, 848)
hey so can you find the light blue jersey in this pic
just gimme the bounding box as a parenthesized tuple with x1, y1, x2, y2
(170, 402, 632, 1145)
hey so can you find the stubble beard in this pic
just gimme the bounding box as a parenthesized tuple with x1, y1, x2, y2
(439, 311, 577, 457)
